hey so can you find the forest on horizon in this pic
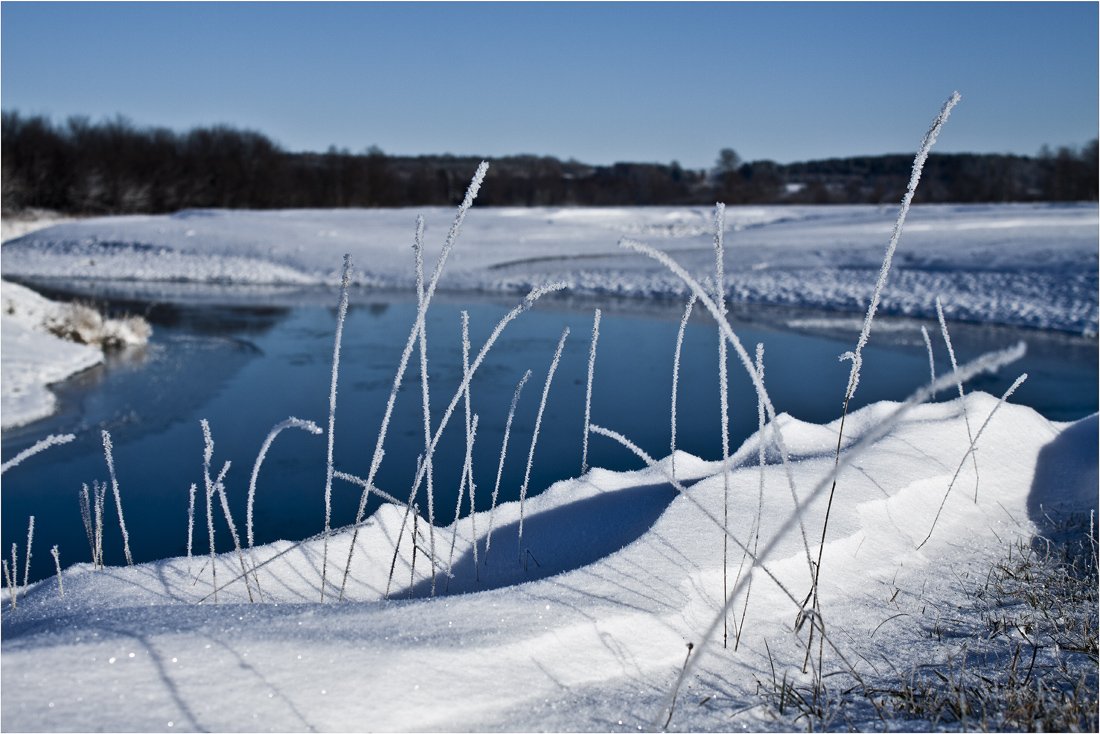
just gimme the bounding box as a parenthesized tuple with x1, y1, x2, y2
(3, 110, 1097, 215)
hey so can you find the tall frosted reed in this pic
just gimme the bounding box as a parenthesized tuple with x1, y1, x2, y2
(806, 90, 961, 672)
(713, 203, 732, 648)
(93, 481, 105, 568)
(413, 217, 438, 592)
(201, 419, 218, 601)
(320, 254, 353, 602)
(484, 369, 532, 563)
(22, 515, 34, 594)
(212, 473, 255, 603)
(341, 163, 488, 600)
(840, 91, 961, 403)
(581, 309, 601, 474)
(518, 326, 570, 560)
(447, 414, 479, 589)
(2, 559, 15, 610)
(618, 238, 815, 580)
(1, 433, 75, 474)
(101, 430, 133, 566)
(646, 338, 1024, 730)
(461, 312, 480, 580)
(937, 297, 979, 500)
(79, 484, 95, 565)
(340, 279, 566, 598)
(733, 342, 766, 651)
(918, 373, 1028, 549)
(187, 482, 196, 574)
(247, 417, 323, 548)
(920, 325, 937, 397)
(386, 458, 437, 599)
(670, 294, 697, 479)
(460, 311, 474, 530)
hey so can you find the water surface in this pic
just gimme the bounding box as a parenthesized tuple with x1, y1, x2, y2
(3, 284, 1096, 582)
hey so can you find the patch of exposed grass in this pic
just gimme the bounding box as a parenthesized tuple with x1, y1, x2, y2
(749, 518, 1098, 731)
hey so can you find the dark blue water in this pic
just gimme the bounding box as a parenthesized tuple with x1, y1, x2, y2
(3, 285, 1096, 582)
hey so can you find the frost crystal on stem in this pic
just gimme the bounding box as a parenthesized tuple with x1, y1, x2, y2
(518, 327, 569, 561)
(484, 369, 531, 563)
(671, 294, 696, 479)
(102, 430, 133, 566)
(581, 309, 601, 475)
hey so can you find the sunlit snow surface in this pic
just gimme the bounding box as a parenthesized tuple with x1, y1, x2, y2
(2, 204, 1097, 731)
(4, 203, 1097, 333)
(0, 280, 103, 428)
(2, 395, 1096, 731)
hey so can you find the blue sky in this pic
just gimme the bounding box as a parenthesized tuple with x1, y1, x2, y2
(3, 2, 1096, 168)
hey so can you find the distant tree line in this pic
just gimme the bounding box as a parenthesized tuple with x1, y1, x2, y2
(2, 111, 1096, 215)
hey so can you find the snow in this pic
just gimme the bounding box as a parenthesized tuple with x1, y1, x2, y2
(2, 203, 1096, 333)
(0, 280, 104, 429)
(2, 216, 152, 429)
(1, 393, 1094, 731)
(1, 202, 1095, 730)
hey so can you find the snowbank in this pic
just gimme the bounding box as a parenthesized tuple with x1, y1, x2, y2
(2, 393, 1094, 731)
(0, 279, 150, 429)
(3, 203, 1096, 333)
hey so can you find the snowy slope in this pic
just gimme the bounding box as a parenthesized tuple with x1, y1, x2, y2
(0, 280, 104, 429)
(3, 203, 1096, 333)
(2, 394, 1095, 731)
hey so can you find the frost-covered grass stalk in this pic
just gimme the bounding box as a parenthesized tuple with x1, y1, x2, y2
(212, 474, 255, 603)
(662, 642, 694, 731)
(670, 294, 697, 479)
(410, 503, 420, 588)
(806, 90, 961, 673)
(340, 163, 488, 600)
(201, 419, 218, 602)
(617, 238, 815, 582)
(641, 339, 1025, 731)
(93, 481, 105, 569)
(918, 372, 1028, 549)
(713, 202, 732, 649)
(321, 254, 353, 603)
(1, 433, 75, 475)
(447, 414, 479, 590)
(459, 311, 474, 563)
(518, 326, 570, 562)
(187, 482, 196, 575)
(469, 440, 480, 583)
(50, 545, 63, 597)
(9, 544, 17, 603)
(79, 484, 95, 565)
(101, 430, 133, 566)
(937, 297, 979, 501)
(22, 515, 34, 594)
(459, 312, 481, 581)
(2, 559, 15, 610)
(921, 325, 937, 397)
(413, 216, 438, 593)
(484, 369, 532, 564)
(341, 280, 566, 597)
(247, 417, 323, 549)
(386, 456, 429, 599)
(581, 308, 601, 475)
(734, 343, 766, 651)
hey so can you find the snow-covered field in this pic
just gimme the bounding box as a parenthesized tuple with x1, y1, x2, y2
(1, 194, 1097, 731)
(3, 203, 1097, 334)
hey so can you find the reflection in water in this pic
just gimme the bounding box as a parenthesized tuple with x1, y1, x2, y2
(2, 285, 1096, 583)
